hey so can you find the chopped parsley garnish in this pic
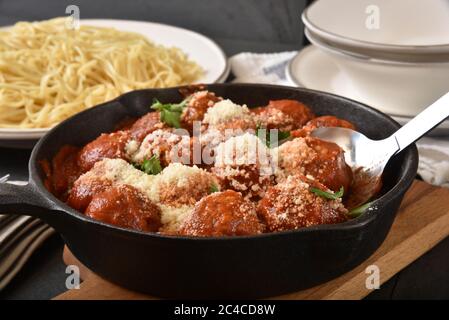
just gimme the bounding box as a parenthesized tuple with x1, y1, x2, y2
(256, 125, 290, 147)
(150, 98, 188, 128)
(347, 201, 373, 218)
(277, 130, 291, 142)
(139, 155, 162, 175)
(310, 186, 344, 200)
(209, 183, 219, 194)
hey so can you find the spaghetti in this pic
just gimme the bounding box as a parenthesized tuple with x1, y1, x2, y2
(0, 18, 203, 128)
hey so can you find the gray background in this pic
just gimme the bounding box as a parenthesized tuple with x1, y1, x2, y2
(0, 0, 306, 55)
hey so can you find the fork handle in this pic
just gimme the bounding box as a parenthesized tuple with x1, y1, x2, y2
(391, 92, 449, 153)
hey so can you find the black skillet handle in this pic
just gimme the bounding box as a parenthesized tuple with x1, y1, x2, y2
(0, 181, 63, 229)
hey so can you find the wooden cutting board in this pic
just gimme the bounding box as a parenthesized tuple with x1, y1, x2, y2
(55, 180, 449, 300)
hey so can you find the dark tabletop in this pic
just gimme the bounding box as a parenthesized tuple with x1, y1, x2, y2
(0, 0, 449, 300)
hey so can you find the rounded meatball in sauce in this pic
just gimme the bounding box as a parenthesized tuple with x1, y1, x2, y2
(48, 145, 81, 200)
(77, 130, 130, 173)
(200, 117, 257, 163)
(179, 190, 264, 237)
(67, 176, 112, 212)
(157, 163, 219, 208)
(213, 164, 273, 201)
(254, 100, 315, 131)
(258, 175, 347, 232)
(292, 115, 356, 138)
(181, 90, 222, 132)
(212, 134, 276, 200)
(212, 117, 257, 134)
(201, 100, 256, 141)
(129, 111, 167, 143)
(129, 129, 194, 167)
(278, 137, 352, 193)
(85, 185, 162, 232)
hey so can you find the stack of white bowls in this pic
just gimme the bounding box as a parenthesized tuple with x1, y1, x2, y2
(288, 0, 449, 134)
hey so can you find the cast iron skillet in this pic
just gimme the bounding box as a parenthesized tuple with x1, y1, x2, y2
(0, 84, 418, 298)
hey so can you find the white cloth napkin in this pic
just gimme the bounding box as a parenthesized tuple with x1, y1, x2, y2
(229, 51, 449, 188)
(417, 137, 449, 188)
(230, 52, 297, 85)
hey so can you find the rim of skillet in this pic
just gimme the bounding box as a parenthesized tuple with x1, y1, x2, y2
(29, 83, 419, 242)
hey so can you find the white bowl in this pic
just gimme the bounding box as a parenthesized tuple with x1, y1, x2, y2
(305, 29, 449, 117)
(286, 45, 449, 136)
(305, 27, 449, 63)
(302, 0, 449, 57)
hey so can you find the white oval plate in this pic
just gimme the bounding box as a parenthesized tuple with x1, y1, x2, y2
(0, 19, 229, 148)
(286, 46, 449, 136)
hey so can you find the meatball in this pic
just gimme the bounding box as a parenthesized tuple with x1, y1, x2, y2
(85, 185, 162, 232)
(179, 190, 264, 237)
(277, 137, 352, 193)
(250, 106, 265, 115)
(67, 176, 112, 212)
(203, 99, 254, 128)
(213, 117, 257, 134)
(292, 115, 356, 138)
(255, 100, 315, 131)
(129, 129, 194, 167)
(303, 137, 353, 193)
(129, 112, 167, 142)
(77, 130, 130, 173)
(68, 158, 158, 209)
(181, 90, 222, 132)
(212, 133, 276, 200)
(49, 145, 81, 200)
(156, 163, 219, 207)
(201, 100, 257, 145)
(199, 101, 258, 167)
(200, 117, 257, 163)
(258, 175, 348, 232)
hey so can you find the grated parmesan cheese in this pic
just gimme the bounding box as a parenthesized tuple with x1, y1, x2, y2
(203, 99, 250, 125)
(214, 133, 276, 176)
(159, 204, 193, 232)
(75, 159, 221, 233)
(157, 163, 211, 188)
(124, 139, 140, 158)
(274, 137, 317, 181)
(130, 129, 181, 164)
(83, 158, 160, 202)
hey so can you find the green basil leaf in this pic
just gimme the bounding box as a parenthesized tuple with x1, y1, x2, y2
(209, 183, 219, 194)
(347, 201, 373, 218)
(256, 126, 290, 148)
(150, 99, 187, 128)
(140, 155, 162, 175)
(160, 109, 181, 128)
(310, 186, 344, 200)
(277, 130, 291, 142)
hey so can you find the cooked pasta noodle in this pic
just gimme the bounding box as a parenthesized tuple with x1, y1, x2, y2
(0, 18, 203, 128)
